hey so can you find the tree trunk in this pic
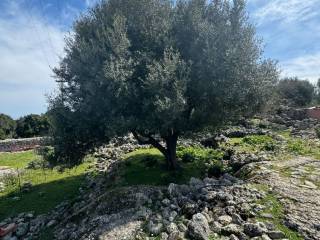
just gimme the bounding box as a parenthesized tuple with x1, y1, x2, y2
(165, 133, 178, 170)
(131, 130, 179, 170)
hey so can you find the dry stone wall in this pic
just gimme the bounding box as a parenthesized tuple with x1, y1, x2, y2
(0, 137, 46, 152)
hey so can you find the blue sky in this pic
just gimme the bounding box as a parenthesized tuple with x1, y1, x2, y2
(0, 0, 319, 118)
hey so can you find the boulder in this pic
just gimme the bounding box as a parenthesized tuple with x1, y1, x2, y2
(188, 213, 210, 240)
(243, 223, 266, 237)
(218, 215, 233, 226)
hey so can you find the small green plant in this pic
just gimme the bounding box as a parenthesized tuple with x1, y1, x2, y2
(287, 139, 311, 155)
(242, 135, 277, 151)
(176, 147, 224, 163)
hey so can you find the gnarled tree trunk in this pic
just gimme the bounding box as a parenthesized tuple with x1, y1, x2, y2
(132, 130, 179, 170)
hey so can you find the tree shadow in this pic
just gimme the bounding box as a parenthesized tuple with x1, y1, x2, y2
(119, 152, 204, 186)
(0, 174, 86, 220)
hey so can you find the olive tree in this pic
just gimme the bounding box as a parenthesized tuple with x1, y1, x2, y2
(50, 0, 278, 169)
(277, 77, 315, 107)
(0, 114, 16, 140)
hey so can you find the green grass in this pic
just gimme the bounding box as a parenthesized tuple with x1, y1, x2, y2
(277, 130, 292, 139)
(0, 150, 91, 220)
(225, 135, 277, 153)
(0, 150, 40, 168)
(253, 184, 303, 240)
(117, 148, 213, 186)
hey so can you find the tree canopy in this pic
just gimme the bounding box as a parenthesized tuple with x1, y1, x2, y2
(0, 114, 16, 140)
(277, 77, 315, 107)
(49, 0, 278, 169)
(15, 114, 50, 138)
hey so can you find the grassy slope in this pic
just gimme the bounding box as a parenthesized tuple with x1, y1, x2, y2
(0, 151, 39, 168)
(0, 151, 90, 220)
(118, 148, 205, 186)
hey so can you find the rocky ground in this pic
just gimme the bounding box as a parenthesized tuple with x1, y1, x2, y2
(1, 107, 320, 240)
(246, 157, 320, 240)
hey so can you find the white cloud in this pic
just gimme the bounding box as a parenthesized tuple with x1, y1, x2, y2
(281, 53, 320, 83)
(253, 0, 319, 25)
(85, 0, 99, 7)
(0, 1, 66, 118)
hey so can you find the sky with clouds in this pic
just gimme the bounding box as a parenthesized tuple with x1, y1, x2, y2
(0, 0, 319, 118)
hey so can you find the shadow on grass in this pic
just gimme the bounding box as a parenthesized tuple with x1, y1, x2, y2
(119, 151, 205, 186)
(0, 174, 86, 221)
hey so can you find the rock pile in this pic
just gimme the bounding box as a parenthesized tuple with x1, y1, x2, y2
(48, 174, 290, 240)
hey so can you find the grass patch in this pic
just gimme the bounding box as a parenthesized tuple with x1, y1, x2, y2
(254, 184, 303, 240)
(242, 135, 277, 151)
(118, 147, 224, 186)
(0, 151, 92, 220)
(225, 135, 277, 153)
(0, 150, 39, 168)
(286, 139, 312, 155)
(277, 130, 292, 139)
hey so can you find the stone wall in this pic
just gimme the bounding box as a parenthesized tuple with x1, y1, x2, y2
(0, 137, 46, 152)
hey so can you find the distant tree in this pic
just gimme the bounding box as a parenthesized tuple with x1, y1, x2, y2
(277, 77, 315, 107)
(49, 0, 278, 169)
(315, 78, 320, 104)
(0, 114, 16, 140)
(16, 114, 50, 138)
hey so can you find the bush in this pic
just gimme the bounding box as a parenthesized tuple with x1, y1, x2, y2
(207, 160, 224, 178)
(36, 146, 56, 166)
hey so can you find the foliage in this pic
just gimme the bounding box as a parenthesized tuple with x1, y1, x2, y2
(15, 114, 50, 138)
(0, 114, 16, 140)
(36, 146, 56, 166)
(49, 0, 278, 168)
(277, 77, 315, 107)
(0, 151, 91, 220)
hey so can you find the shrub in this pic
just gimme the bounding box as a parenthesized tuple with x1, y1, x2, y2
(37, 146, 56, 165)
(207, 160, 224, 178)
